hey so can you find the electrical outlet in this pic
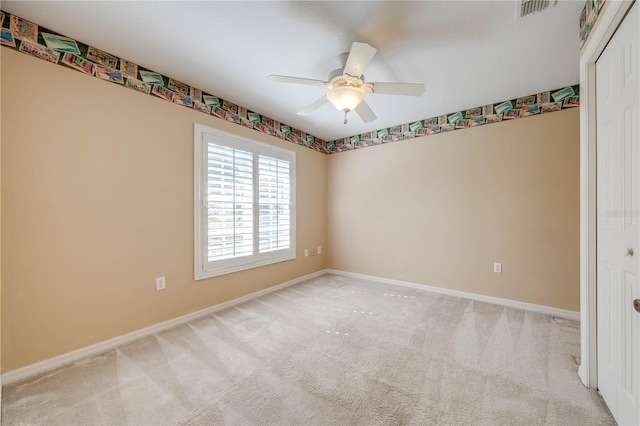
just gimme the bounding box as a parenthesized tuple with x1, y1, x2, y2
(317, 246, 322, 254)
(304, 249, 309, 257)
(494, 263, 502, 274)
(156, 277, 166, 291)
(309, 248, 318, 256)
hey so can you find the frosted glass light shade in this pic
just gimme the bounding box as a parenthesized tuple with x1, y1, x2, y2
(327, 86, 364, 112)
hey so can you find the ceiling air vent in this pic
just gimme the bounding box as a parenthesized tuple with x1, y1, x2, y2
(520, 0, 553, 17)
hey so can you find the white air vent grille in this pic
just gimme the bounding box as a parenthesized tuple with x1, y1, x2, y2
(520, 0, 552, 17)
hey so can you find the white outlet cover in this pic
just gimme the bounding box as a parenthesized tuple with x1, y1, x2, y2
(318, 246, 322, 254)
(493, 263, 502, 273)
(304, 249, 309, 257)
(156, 277, 166, 290)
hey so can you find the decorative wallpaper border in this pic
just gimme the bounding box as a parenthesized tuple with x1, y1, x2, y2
(325, 84, 580, 153)
(580, 0, 606, 49)
(1, 10, 580, 156)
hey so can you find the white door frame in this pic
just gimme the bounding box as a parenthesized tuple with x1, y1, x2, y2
(579, 0, 636, 390)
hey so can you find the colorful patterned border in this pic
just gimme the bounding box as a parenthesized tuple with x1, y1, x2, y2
(0, 10, 580, 156)
(326, 85, 580, 153)
(580, 0, 606, 49)
(0, 10, 329, 153)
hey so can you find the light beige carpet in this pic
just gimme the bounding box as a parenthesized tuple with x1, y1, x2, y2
(2, 274, 614, 425)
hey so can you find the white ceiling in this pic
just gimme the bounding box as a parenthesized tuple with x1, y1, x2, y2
(2, 1, 584, 142)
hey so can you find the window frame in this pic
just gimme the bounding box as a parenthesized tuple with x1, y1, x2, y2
(194, 123, 296, 280)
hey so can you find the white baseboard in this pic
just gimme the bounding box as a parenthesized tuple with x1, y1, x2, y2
(1, 269, 327, 386)
(325, 269, 580, 322)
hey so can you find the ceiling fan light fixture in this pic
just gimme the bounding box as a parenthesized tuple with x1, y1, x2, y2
(268, 42, 423, 125)
(327, 86, 364, 113)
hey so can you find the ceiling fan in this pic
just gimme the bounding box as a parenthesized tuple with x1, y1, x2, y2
(268, 42, 425, 124)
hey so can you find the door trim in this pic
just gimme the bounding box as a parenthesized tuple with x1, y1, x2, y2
(579, 0, 636, 390)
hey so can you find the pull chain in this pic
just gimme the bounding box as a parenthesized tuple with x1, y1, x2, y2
(343, 110, 348, 124)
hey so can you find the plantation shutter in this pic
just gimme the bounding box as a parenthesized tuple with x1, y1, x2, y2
(258, 156, 291, 253)
(206, 143, 254, 261)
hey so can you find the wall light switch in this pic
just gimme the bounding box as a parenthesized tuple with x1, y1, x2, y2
(156, 277, 166, 291)
(318, 246, 322, 254)
(304, 249, 309, 257)
(494, 263, 502, 274)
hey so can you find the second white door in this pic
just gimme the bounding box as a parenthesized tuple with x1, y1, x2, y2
(596, 2, 640, 425)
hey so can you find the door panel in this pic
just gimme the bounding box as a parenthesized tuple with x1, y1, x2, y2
(623, 106, 637, 232)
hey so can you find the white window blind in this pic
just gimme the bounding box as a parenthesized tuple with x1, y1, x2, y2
(195, 124, 296, 279)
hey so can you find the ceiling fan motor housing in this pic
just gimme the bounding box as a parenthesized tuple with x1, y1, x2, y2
(328, 67, 361, 82)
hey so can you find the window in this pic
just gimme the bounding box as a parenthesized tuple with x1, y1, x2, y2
(194, 124, 296, 279)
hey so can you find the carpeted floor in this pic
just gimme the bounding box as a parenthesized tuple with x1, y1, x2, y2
(2, 274, 614, 425)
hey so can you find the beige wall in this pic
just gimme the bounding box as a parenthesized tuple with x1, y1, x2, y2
(327, 108, 580, 311)
(1, 49, 327, 372)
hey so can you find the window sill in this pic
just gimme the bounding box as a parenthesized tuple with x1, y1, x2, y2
(195, 254, 296, 280)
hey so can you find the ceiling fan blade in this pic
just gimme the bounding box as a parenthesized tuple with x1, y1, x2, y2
(343, 42, 377, 78)
(267, 75, 327, 86)
(297, 96, 329, 115)
(355, 100, 377, 123)
(369, 82, 425, 96)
